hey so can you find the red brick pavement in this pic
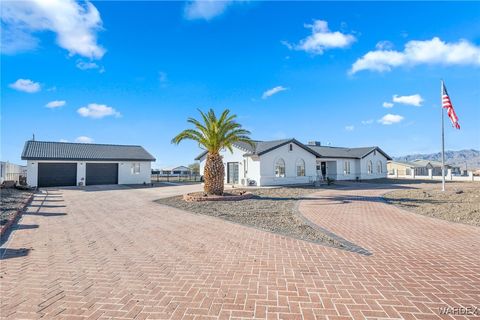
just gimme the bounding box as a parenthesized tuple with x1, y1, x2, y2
(1, 183, 479, 319)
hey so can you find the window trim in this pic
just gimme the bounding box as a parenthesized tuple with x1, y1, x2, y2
(296, 158, 305, 177)
(131, 162, 141, 174)
(274, 158, 286, 178)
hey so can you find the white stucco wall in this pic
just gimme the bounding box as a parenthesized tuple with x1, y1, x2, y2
(26, 160, 151, 187)
(359, 151, 388, 179)
(258, 142, 317, 186)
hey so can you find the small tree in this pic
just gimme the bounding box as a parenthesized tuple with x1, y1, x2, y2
(172, 109, 253, 195)
(188, 163, 200, 175)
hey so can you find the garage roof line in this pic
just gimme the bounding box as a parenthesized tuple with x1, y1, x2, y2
(21, 140, 156, 161)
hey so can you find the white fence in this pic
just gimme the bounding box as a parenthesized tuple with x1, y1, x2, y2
(388, 168, 479, 182)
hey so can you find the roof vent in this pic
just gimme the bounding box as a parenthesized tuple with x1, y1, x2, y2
(308, 141, 321, 146)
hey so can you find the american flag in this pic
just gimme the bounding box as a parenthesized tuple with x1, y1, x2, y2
(442, 81, 460, 129)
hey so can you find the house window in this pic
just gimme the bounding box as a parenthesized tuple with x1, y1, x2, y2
(289, 144, 293, 151)
(131, 163, 141, 174)
(343, 161, 351, 175)
(296, 159, 305, 177)
(377, 160, 382, 173)
(367, 160, 373, 174)
(243, 159, 247, 176)
(275, 158, 285, 177)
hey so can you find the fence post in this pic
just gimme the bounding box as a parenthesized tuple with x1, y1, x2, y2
(428, 168, 433, 180)
(469, 171, 474, 181)
(410, 169, 415, 179)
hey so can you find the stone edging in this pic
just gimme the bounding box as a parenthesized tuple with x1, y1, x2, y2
(0, 192, 35, 239)
(183, 192, 254, 202)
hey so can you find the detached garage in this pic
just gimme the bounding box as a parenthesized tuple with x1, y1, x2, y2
(22, 140, 156, 188)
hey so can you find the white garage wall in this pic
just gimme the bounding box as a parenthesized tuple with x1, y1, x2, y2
(26, 160, 152, 187)
(118, 161, 151, 184)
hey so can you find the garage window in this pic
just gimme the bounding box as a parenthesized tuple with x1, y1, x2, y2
(131, 163, 141, 174)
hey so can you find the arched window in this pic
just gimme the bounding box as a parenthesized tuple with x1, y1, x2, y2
(296, 159, 305, 176)
(367, 160, 373, 174)
(275, 158, 285, 177)
(377, 160, 382, 173)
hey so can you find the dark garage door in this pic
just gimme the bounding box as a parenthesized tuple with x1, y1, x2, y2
(86, 163, 118, 185)
(38, 163, 77, 187)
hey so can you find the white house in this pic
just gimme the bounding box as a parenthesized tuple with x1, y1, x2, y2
(157, 166, 192, 176)
(22, 140, 155, 187)
(195, 139, 391, 186)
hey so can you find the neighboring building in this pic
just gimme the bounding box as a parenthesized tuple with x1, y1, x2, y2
(22, 140, 155, 187)
(387, 159, 459, 176)
(195, 139, 391, 186)
(0, 161, 27, 184)
(156, 166, 192, 176)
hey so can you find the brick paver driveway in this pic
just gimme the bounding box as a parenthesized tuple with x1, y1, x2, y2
(1, 183, 479, 319)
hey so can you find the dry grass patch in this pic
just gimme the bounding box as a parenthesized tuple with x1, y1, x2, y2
(384, 182, 480, 227)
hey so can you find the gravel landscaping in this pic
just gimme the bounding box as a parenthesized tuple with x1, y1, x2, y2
(1, 188, 34, 226)
(156, 187, 347, 248)
(384, 182, 480, 227)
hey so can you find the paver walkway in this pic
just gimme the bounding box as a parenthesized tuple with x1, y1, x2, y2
(1, 183, 479, 319)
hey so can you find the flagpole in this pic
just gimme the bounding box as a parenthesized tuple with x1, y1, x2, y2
(441, 80, 446, 192)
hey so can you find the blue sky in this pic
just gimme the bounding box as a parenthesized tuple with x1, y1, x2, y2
(2, 1, 479, 168)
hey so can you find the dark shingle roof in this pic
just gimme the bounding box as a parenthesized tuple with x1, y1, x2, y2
(307, 146, 391, 159)
(21, 141, 156, 161)
(193, 138, 391, 160)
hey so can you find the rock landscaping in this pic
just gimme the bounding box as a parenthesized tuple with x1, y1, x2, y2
(1, 188, 34, 235)
(156, 187, 346, 248)
(183, 190, 254, 202)
(384, 182, 480, 226)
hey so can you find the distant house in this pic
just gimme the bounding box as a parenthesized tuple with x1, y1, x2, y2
(156, 166, 192, 176)
(22, 140, 155, 187)
(387, 159, 460, 176)
(195, 139, 391, 186)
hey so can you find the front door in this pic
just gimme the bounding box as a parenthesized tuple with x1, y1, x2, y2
(321, 162, 327, 177)
(227, 162, 239, 184)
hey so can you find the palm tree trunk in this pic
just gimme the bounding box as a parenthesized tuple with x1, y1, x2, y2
(204, 152, 224, 195)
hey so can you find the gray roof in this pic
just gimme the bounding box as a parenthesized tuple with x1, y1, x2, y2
(22, 140, 155, 161)
(307, 146, 391, 160)
(194, 138, 390, 160)
(194, 139, 321, 160)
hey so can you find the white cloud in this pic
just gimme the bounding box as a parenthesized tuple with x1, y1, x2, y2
(382, 102, 394, 108)
(345, 125, 355, 131)
(184, 0, 234, 20)
(59, 139, 69, 142)
(361, 119, 374, 125)
(375, 40, 394, 50)
(378, 114, 404, 125)
(284, 20, 356, 55)
(9, 79, 41, 93)
(76, 60, 105, 72)
(77, 103, 121, 119)
(45, 100, 66, 108)
(1, 0, 105, 59)
(262, 86, 288, 99)
(350, 37, 480, 74)
(75, 136, 94, 143)
(393, 94, 423, 107)
(159, 71, 168, 87)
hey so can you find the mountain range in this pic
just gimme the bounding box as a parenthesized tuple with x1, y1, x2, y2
(393, 149, 480, 170)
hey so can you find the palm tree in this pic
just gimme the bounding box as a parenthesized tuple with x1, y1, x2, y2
(172, 109, 254, 195)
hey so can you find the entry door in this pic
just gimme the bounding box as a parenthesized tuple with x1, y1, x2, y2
(227, 162, 239, 184)
(321, 162, 327, 176)
(86, 163, 118, 185)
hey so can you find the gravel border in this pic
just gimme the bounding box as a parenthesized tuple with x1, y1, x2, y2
(155, 187, 370, 254)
